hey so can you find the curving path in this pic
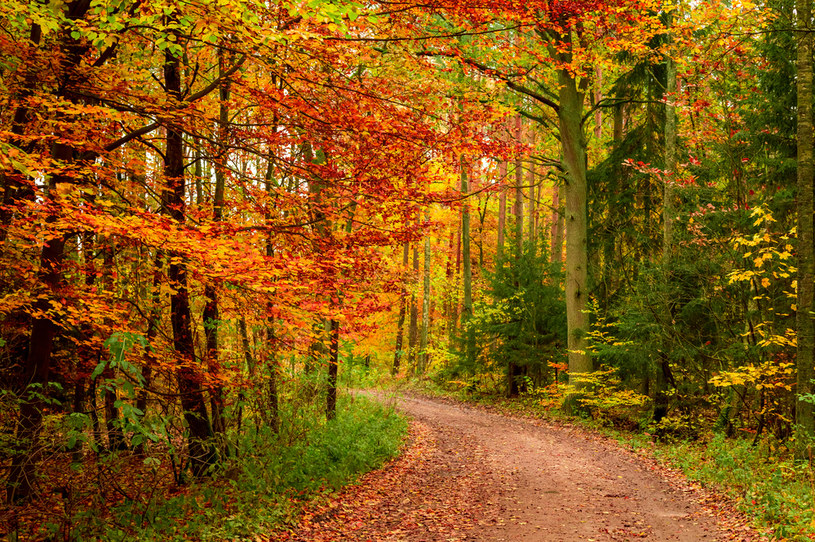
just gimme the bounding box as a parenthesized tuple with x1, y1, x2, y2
(278, 392, 766, 541)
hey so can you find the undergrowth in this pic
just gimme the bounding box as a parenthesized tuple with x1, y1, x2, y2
(24, 394, 406, 541)
(650, 435, 815, 541)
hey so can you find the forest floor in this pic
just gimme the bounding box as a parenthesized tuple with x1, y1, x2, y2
(275, 391, 770, 541)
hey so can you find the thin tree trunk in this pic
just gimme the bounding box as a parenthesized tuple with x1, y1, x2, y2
(528, 161, 537, 254)
(419, 213, 431, 374)
(264, 324, 280, 432)
(101, 242, 125, 451)
(497, 161, 507, 266)
(408, 236, 420, 370)
(655, 33, 678, 424)
(514, 116, 524, 254)
(393, 243, 409, 374)
(163, 46, 215, 478)
(663, 54, 677, 265)
(237, 317, 255, 417)
(136, 250, 161, 455)
(203, 48, 231, 438)
(326, 319, 339, 420)
(448, 227, 461, 344)
(461, 158, 475, 368)
(264, 154, 280, 432)
(594, 67, 603, 139)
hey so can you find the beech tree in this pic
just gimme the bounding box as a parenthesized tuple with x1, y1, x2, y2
(796, 0, 815, 447)
(398, 0, 664, 393)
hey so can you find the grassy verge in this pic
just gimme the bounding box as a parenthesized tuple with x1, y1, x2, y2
(399, 379, 813, 540)
(64, 394, 407, 541)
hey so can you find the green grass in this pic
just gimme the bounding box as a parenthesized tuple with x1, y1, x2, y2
(649, 435, 815, 540)
(97, 394, 407, 541)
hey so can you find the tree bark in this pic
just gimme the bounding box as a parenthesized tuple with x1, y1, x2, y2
(202, 47, 231, 438)
(6, 11, 90, 501)
(551, 184, 564, 264)
(796, 0, 815, 453)
(0, 23, 41, 244)
(514, 116, 524, 254)
(448, 225, 461, 344)
(655, 31, 678, 425)
(408, 236, 420, 370)
(136, 250, 161, 455)
(264, 154, 280, 432)
(557, 37, 592, 387)
(497, 161, 508, 266)
(163, 47, 215, 478)
(419, 213, 432, 374)
(461, 158, 476, 368)
(326, 319, 340, 420)
(101, 242, 125, 451)
(528, 160, 537, 254)
(393, 243, 409, 374)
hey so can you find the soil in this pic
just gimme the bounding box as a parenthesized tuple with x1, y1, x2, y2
(276, 392, 768, 541)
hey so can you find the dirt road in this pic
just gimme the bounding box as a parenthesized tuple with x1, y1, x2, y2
(279, 392, 764, 541)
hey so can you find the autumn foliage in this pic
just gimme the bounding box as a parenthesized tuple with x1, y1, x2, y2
(0, 0, 812, 537)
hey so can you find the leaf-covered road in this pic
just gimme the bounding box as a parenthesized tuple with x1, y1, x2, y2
(276, 393, 766, 541)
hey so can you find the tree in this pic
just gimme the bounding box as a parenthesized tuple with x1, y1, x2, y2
(795, 0, 815, 449)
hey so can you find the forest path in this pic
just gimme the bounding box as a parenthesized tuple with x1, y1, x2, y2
(277, 392, 765, 541)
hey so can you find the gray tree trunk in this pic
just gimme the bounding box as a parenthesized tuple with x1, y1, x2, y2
(497, 161, 507, 265)
(556, 38, 592, 386)
(461, 158, 475, 367)
(419, 213, 432, 373)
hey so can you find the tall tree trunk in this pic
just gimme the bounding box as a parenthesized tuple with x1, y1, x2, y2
(796, 0, 815, 454)
(655, 36, 678, 425)
(528, 161, 537, 254)
(514, 116, 524, 254)
(594, 67, 603, 139)
(0, 23, 41, 244)
(101, 242, 125, 451)
(507, 117, 526, 394)
(6, 13, 90, 500)
(461, 158, 475, 368)
(264, 154, 280, 432)
(6, 175, 67, 502)
(419, 213, 432, 374)
(551, 184, 564, 264)
(264, 325, 280, 432)
(557, 42, 592, 389)
(393, 243, 410, 374)
(497, 161, 507, 266)
(163, 47, 215, 478)
(237, 317, 256, 427)
(136, 250, 161, 455)
(202, 48, 231, 438)
(326, 319, 340, 420)
(408, 236, 420, 370)
(663, 58, 676, 262)
(448, 226, 461, 344)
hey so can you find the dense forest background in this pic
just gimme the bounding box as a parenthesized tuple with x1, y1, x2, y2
(2, 0, 814, 538)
